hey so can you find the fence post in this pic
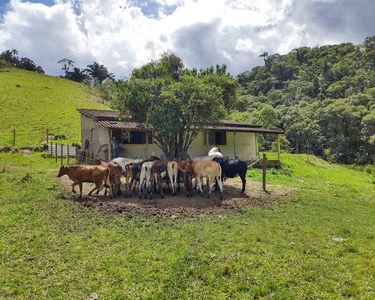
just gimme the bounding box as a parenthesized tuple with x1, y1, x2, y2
(262, 153, 267, 191)
(60, 144, 63, 165)
(50, 141, 53, 155)
(12, 129, 16, 146)
(75, 146, 79, 165)
(55, 143, 58, 163)
(67, 145, 70, 165)
(46, 129, 49, 144)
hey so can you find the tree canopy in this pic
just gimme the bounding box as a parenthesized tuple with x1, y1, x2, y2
(235, 36, 375, 164)
(112, 52, 236, 159)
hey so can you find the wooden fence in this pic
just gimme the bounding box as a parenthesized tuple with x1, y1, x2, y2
(48, 143, 79, 166)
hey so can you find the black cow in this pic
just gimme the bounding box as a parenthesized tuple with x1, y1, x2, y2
(213, 157, 247, 193)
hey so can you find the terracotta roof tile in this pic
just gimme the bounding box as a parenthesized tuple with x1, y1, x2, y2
(77, 108, 130, 120)
(79, 109, 283, 134)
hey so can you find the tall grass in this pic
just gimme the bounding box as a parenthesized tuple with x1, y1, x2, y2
(1, 153, 375, 299)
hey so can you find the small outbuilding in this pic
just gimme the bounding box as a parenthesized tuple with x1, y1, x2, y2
(78, 108, 284, 162)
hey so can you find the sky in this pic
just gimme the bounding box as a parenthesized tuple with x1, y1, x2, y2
(0, 0, 375, 79)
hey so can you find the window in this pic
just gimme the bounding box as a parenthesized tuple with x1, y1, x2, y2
(122, 131, 153, 144)
(208, 131, 226, 145)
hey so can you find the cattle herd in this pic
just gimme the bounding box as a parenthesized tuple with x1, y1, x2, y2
(57, 147, 248, 200)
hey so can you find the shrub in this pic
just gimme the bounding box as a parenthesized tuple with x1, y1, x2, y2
(41, 152, 54, 159)
(72, 142, 81, 149)
(0, 146, 11, 153)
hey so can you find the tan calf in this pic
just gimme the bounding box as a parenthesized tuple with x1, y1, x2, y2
(192, 160, 223, 200)
(95, 158, 122, 198)
(167, 161, 178, 196)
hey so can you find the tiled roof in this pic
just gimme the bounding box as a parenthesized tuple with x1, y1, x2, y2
(77, 108, 131, 120)
(204, 125, 284, 134)
(79, 109, 283, 134)
(221, 120, 261, 128)
(96, 120, 152, 130)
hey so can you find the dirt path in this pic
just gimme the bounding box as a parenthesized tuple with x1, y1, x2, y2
(57, 176, 292, 219)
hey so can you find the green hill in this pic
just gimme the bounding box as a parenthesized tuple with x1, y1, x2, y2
(235, 36, 375, 164)
(0, 68, 109, 148)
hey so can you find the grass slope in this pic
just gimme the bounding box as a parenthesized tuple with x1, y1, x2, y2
(1, 153, 374, 299)
(0, 68, 109, 148)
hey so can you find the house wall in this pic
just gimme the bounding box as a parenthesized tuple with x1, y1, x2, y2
(188, 131, 257, 160)
(81, 117, 259, 160)
(81, 115, 111, 159)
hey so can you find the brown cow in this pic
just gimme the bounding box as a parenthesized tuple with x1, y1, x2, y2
(150, 160, 168, 199)
(95, 158, 122, 198)
(125, 156, 160, 198)
(57, 165, 109, 199)
(177, 159, 194, 197)
(192, 160, 223, 200)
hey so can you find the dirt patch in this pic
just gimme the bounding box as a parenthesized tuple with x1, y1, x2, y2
(57, 176, 292, 219)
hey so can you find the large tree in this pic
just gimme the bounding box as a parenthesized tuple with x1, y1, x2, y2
(57, 58, 74, 78)
(112, 52, 235, 159)
(86, 62, 112, 85)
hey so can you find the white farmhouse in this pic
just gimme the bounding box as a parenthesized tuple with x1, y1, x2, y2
(78, 109, 283, 162)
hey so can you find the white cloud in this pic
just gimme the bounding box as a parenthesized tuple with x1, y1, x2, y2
(0, 0, 374, 78)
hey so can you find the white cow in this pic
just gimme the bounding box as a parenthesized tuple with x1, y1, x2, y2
(138, 161, 156, 199)
(111, 157, 142, 176)
(193, 147, 223, 161)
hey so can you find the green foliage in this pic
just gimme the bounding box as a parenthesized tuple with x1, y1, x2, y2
(0, 68, 108, 147)
(235, 36, 375, 164)
(113, 53, 235, 158)
(0, 59, 11, 70)
(0, 49, 44, 73)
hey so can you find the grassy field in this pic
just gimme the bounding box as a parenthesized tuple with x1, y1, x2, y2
(1, 152, 374, 299)
(0, 68, 109, 148)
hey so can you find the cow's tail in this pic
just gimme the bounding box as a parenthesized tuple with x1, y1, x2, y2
(104, 167, 110, 188)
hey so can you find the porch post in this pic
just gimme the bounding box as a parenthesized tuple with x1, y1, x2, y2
(206, 130, 209, 150)
(146, 130, 149, 158)
(233, 132, 237, 158)
(108, 130, 112, 161)
(277, 134, 281, 162)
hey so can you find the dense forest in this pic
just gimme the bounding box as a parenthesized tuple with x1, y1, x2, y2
(234, 36, 375, 164)
(2, 36, 375, 164)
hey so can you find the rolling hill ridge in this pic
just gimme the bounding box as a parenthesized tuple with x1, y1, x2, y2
(0, 68, 109, 148)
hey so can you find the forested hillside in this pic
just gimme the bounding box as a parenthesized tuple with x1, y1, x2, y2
(234, 36, 375, 164)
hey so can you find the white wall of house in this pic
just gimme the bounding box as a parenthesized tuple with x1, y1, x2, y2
(188, 131, 257, 160)
(81, 115, 111, 159)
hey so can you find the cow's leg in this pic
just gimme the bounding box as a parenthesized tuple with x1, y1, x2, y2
(207, 177, 213, 198)
(128, 177, 135, 198)
(71, 182, 78, 194)
(88, 181, 100, 196)
(126, 175, 130, 198)
(196, 176, 203, 196)
(169, 175, 174, 195)
(173, 174, 177, 195)
(138, 179, 143, 199)
(79, 182, 83, 199)
(217, 175, 224, 200)
(240, 173, 246, 194)
(160, 175, 164, 199)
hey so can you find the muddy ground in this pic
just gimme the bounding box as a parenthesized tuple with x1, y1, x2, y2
(57, 176, 292, 219)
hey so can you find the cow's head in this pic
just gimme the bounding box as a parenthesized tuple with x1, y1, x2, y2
(57, 165, 68, 177)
